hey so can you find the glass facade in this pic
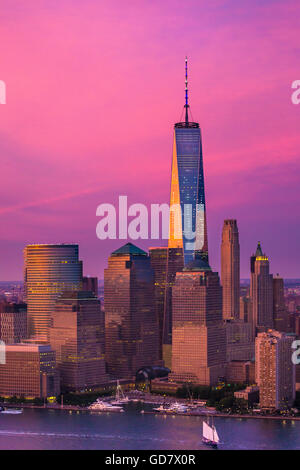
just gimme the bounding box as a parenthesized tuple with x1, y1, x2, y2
(49, 291, 107, 392)
(170, 268, 226, 386)
(24, 244, 83, 342)
(104, 243, 160, 379)
(169, 124, 208, 266)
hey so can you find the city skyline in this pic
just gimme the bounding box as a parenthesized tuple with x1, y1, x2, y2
(0, 0, 300, 281)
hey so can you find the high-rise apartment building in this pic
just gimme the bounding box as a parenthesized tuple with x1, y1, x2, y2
(221, 219, 240, 320)
(104, 243, 160, 379)
(273, 275, 288, 332)
(250, 242, 273, 335)
(49, 291, 107, 392)
(0, 343, 60, 398)
(255, 330, 295, 410)
(170, 257, 226, 385)
(24, 244, 82, 342)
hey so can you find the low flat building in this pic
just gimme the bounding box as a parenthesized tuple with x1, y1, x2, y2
(0, 343, 60, 398)
(151, 378, 179, 394)
(234, 385, 259, 405)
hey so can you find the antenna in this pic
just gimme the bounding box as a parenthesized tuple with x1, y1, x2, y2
(185, 56, 189, 125)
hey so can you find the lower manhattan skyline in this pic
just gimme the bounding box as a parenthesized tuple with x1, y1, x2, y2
(0, 0, 299, 280)
(1, 0, 300, 458)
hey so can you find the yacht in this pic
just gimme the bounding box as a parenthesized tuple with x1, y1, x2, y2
(153, 402, 188, 413)
(88, 399, 124, 412)
(168, 402, 189, 413)
(0, 406, 23, 414)
(153, 404, 167, 412)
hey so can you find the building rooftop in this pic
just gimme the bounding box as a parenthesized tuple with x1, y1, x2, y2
(183, 256, 211, 272)
(111, 243, 147, 257)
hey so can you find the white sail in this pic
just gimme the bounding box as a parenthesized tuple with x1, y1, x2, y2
(212, 425, 220, 443)
(203, 421, 215, 441)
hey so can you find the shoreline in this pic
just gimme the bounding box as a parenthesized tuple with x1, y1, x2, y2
(2, 402, 300, 421)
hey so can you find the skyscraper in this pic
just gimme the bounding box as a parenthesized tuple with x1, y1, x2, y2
(24, 244, 82, 342)
(170, 256, 226, 386)
(273, 275, 288, 332)
(49, 291, 107, 392)
(104, 243, 160, 379)
(250, 242, 273, 335)
(168, 58, 208, 266)
(149, 247, 168, 361)
(255, 330, 295, 410)
(164, 58, 207, 366)
(221, 219, 240, 320)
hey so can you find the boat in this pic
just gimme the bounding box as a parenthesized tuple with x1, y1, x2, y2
(153, 404, 166, 412)
(0, 406, 23, 415)
(153, 402, 188, 413)
(88, 399, 124, 412)
(202, 417, 219, 448)
(110, 380, 129, 405)
(168, 402, 188, 413)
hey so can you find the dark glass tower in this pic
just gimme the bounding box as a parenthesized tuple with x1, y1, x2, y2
(168, 58, 208, 266)
(104, 243, 160, 379)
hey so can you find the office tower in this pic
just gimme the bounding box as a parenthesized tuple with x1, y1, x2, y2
(255, 330, 295, 410)
(226, 360, 255, 385)
(149, 247, 168, 361)
(49, 291, 107, 392)
(24, 244, 82, 342)
(148, 246, 184, 367)
(170, 256, 226, 385)
(240, 296, 250, 322)
(273, 275, 288, 332)
(162, 247, 184, 368)
(104, 243, 160, 379)
(250, 242, 273, 335)
(165, 59, 206, 366)
(226, 320, 254, 361)
(221, 219, 240, 320)
(0, 302, 27, 343)
(0, 343, 60, 398)
(168, 58, 208, 266)
(82, 276, 98, 297)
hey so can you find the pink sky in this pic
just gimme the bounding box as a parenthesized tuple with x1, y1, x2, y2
(0, 0, 299, 279)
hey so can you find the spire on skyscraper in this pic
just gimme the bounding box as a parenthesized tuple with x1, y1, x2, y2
(255, 242, 263, 257)
(185, 56, 189, 125)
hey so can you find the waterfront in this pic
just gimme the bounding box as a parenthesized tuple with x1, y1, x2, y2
(0, 404, 300, 450)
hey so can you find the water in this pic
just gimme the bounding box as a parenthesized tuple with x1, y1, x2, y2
(0, 404, 300, 450)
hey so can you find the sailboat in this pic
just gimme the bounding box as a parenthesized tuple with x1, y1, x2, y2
(110, 380, 129, 405)
(202, 417, 220, 448)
